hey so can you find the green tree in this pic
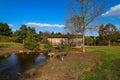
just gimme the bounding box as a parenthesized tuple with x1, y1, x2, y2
(51, 32, 54, 35)
(37, 31, 43, 42)
(104, 24, 117, 47)
(12, 25, 28, 43)
(56, 32, 62, 35)
(98, 24, 117, 47)
(85, 36, 95, 46)
(12, 30, 22, 43)
(98, 24, 108, 45)
(19, 25, 28, 43)
(0, 23, 12, 36)
(112, 30, 120, 43)
(24, 27, 39, 51)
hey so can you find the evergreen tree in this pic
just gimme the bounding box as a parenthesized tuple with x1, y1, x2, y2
(12, 25, 28, 43)
(24, 27, 39, 51)
(0, 23, 12, 36)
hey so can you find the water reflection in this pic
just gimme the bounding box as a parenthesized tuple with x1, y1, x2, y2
(0, 53, 46, 80)
(34, 56, 46, 68)
(0, 54, 20, 80)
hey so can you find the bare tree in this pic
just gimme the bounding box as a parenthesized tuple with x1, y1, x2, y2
(65, 0, 107, 52)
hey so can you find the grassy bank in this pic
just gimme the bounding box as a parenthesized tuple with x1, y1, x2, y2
(0, 42, 24, 55)
(79, 46, 120, 80)
(0, 42, 22, 47)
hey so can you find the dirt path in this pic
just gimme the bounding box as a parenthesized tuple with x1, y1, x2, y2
(28, 49, 100, 80)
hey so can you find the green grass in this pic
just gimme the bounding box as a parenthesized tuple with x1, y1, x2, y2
(79, 46, 120, 80)
(25, 68, 36, 75)
(0, 42, 22, 47)
(0, 35, 12, 42)
(39, 44, 46, 49)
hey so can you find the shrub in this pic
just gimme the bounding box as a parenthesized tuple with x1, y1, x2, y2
(44, 40, 53, 51)
(24, 40, 39, 51)
(24, 28, 39, 51)
(59, 44, 71, 53)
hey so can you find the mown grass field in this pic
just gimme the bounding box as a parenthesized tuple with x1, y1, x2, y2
(79, 46, 120, 80)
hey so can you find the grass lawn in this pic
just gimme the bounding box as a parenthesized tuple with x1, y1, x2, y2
(79, 46, 120, 80)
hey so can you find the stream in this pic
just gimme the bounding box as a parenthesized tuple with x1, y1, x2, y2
(0, 52, 47, 80)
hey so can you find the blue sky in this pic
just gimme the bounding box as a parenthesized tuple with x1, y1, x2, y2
(0, 0, 120, 35)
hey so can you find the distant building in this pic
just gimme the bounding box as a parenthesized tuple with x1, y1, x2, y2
(47, 35, 83, 46)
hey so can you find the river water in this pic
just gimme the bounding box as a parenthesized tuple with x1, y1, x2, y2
(0, 53, 47, 80)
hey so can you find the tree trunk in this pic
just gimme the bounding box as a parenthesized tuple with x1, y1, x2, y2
(108, 40, 111, 48)
(82, 31, 85, 53)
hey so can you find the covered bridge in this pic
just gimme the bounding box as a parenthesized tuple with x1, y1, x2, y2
(47, 35, 83, 46)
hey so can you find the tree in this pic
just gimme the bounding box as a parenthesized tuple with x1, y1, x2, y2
(65, 16, 82, 34)
(0, 22, 12, 36)
(98, 24, 108, 45)
(12, 25, 28, 43)
(12, 30, 22, 43)
(112, 29, 120, 43)
(116, 30, 120, 40)
(85, 36, 95, 46)
(19, 25, 28, 43)
(51, 32, 55, 35)
(37, 31, 43, 42)
(98, 24, 117, 47)
(56, 32, 62, 36)
(41, 31, 51, 43)
(24, 28, 39, 51)
(65, 0, 107, 52)
(104, 24, 117, 47)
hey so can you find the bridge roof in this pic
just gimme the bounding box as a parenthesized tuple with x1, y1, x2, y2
(48, 35, 82, 38)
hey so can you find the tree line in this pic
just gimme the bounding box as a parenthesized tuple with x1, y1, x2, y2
(97, 24, 120, 46)
(0, 22, 120, 50)
(85, 24, 120, 47)
(0, 22, 64, 51)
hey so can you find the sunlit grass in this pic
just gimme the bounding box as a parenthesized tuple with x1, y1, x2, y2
(0, 42, 22, 47)
(79, 46, 120, 80)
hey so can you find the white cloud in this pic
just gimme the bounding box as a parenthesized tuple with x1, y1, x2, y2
(26, 22, 64, 28)
(102, 4, 120, 17)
